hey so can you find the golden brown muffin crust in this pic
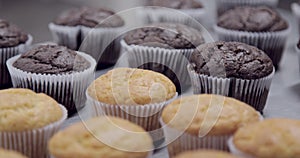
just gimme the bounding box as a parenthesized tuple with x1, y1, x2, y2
(233, 118, 300, 158)
(87, 68, 176, 105)
(174, 150, 238, 158)
(162, 94, 260, 136)
(0, 88, 63, 131)
(49, 116, 153, 158)
(0, 148, 28, 158)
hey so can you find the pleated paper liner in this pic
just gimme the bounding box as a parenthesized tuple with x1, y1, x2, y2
(0, 35, 32, 89)
(6, 51, 96, 116)
(188, 64, 275, 113)
(121, 40, 194, 93)
(296, 46, 300, 73)
(0, 104, 67, 158)
(228, 137, 255, 158)
(86, 91, 178, 144)
(216, 0, 278, 16)
(292, 3, 300, 34)
(214, 25, 291, 69)
(48, 23, 81, 50)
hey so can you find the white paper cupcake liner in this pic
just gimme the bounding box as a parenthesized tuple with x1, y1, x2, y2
(0, 104, 67, 158)
(80, 26, 124, 66)
(296, 46, 300, 73)
(6, 51, 96, 116)
(86, 91, 178, 144)
(228, 137, 256, 158)
(140, 7, 206, 29)
(121, 40, 194, 90)
(188, 64, 275, 112)
(292, 3, 300, 34)
(214, 25, 291, 68)
(0, 35, 32, 88)
(216, 0, 278, 16)
(48, 23, 81, 50)
(160, 119, 230, 157)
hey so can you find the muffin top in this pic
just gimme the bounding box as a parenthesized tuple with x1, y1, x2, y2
(13, 45, 90, 74)
(190, 41, 273, 79)
(88, 68, 176, 105)
(218, 6, 288, 32)
(0, 19, 28, 48)
(0, 149, 28, 158)
(149, 0, 203, 9)
(0, 88, 63, 131)
(49, 116, 153, 158)
(174, 150, 238, 158)
(162, 94, 260, 136)
(233, 118, 300, 158)
(124, 23, 205, 49)
(54, 7, 124, 28)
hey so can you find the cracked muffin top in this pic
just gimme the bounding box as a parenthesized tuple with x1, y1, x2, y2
(0, 88, 63, 131)
(233, 118, 300, 158)
(54, 7, 124, 28)
(218, 6, 288, 32)
(162, 94, 260, 136)
(124, 23, 204, 49)
(0, 148, 28, 158)
(190, 41, 273, 79)
(0, 19, 28, 48)
(13, 45, 90, 74)
(149, 0, 203, 9)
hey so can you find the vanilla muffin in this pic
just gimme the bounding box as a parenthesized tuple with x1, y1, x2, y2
(161, 94, 260, 156)
(88, 68, 176, 105)
(175, 150, 238, 158)
(231, 118, 300, 158)
(0, 88, 67, 158)
(0, 148, 28, 158)
(49, 116, 153, 158)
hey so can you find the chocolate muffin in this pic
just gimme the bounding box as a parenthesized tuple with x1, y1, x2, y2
(149, 0, 203, 9)
(0, 19, 31, 89)
(13, 45, 90, 74)
(188, 41, 274, 112)
(124, 23, 205, 93)
(191, 41, 273, 79)
(7, 45, 96, 116)
(218, 6, 288, 32)
(54, 7, 124, 28)
(215, 6, 289, 68)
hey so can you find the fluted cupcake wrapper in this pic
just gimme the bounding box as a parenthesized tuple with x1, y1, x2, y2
(121, 40, 194, 92)
(216, 0, 278, 16)
(6, 51, 96, 116)
(188, 64, 275, 113)
(214, 25, 291, 68)
(86, 91, 178, 143)
(0, 104, 67, 158)
(292, 3, 300, 33)
(80, 26, 124, 66)
(160, 119, 230, 158)
(296, 46, 300, 73)
(228, 137, 255, 158)
(48, 23, 81, 50)
(139, 7, 206, 29)
(0, 35, 32, 89)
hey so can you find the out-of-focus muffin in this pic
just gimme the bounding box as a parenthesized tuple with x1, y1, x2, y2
(0, 148, 28, 158)
(174, 150, 238, 158)
(49, 116, 153, 158)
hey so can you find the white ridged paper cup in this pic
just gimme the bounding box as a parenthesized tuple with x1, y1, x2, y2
(214, 25, 291, 68)
(6, 51, 96, 116)
(48, 23, 81, 50)
(188, 64, 275, 113)
(121, 40, 194, 93)
(216, 0, 278, 16)
(0, 104, 67, 158)
(0, 35, 32, 89)
(292, 3, 300, 34)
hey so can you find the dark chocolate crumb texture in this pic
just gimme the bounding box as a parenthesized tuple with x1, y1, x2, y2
(0, 19, 28, 48)
(149, 0, 203, 9)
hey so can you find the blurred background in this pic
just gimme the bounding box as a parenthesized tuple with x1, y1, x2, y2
(0, 0, 297, 43)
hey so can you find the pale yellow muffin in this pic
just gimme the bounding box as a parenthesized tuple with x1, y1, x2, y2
(174, 150, 238, 158)
(0, 88, 63, 131)
(0, 148, 28, 158)
(87, 68, 176, 105)
(49, 116, 153, 158)
(162, 94, 260, 136)
(233, 118, 300, 158)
